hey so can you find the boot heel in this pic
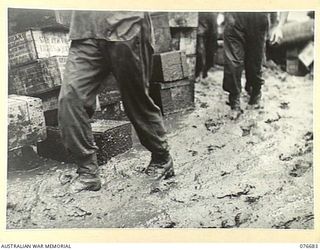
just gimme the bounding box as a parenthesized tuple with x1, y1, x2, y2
(164, 168, 175, 179)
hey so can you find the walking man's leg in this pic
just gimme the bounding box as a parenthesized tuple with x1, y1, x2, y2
(245, 14, 268, 105)
(58, 39, 109, 192)
(223, 14, 245, 111)
(106, 19, 174, 180)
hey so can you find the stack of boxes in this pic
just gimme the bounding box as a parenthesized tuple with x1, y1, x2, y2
(149, 12, 197, 116)
(8, 25, 70, 154)
(8, 9, 133, 166)
(8, 10, 198, 165)
(282, 19, 314, 76)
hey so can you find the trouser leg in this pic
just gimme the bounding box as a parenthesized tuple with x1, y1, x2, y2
(222, 16, 245, 97)
(196, 35, 206, 78)
(244, 14, 268, 94)
(58, 39, 108, 175)
(103, 21, 169, 155)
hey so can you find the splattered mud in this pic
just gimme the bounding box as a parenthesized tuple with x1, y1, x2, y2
(7, 66, 313, 229)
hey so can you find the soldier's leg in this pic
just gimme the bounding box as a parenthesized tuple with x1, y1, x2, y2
(195, 35, 206, 79)
(223, 14, 246, 110)
(105, 19, 174, 180)
(58, 39, 109, 191)
(245, 13, 268, 105)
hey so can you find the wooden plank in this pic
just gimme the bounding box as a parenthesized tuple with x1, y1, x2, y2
(8, 30, 69, 68)
(168, 12, 198, 27)
(150, 79, 194, 115)
(9, 56, 67, 96)
(151, 51, 189, 82)
(37, 120, 132, 165)
(8, 95, 46, 151)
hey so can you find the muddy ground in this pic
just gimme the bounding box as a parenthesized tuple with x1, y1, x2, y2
(6, 66, 314, 229)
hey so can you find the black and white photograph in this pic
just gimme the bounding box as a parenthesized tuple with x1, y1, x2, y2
(6, 8, 315, 231)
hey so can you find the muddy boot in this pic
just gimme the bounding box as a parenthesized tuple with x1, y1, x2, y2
(226, 93, 242, 111)
(144, 152, 175, 180)
(69, 173, 101, 193)
(245, 84, 252, 96)
(248, 89, 262, 106)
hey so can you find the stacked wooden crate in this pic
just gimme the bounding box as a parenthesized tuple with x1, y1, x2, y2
(150, 12, 197, 116)
(169, 12, 198, 80)
(8, 28, 70, 122)
(7, 9, 133, 166)
(280, 19, 314, 76)
(8, 95, 47, 151)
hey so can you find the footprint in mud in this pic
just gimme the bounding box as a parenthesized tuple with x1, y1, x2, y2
(280, 102, 290, 110)
(200, 102, 209, 108)
(265, 113, 281, 124)
(204, 119, 224, 133)
(240, 121, 256, 136)
(188, 150, 198, 156)
(289, 159, 312, 177)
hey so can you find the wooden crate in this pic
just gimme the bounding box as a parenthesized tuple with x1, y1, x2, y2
(94, 90, 128, 121)
(286, 58, 308, 76)
(150, 13, 172, 53)
(186, 55, 196, 80)
(9, 56, 67, 96)
(150, 79, 194, 115)
(8, 95, 46, 151)
(168, 12, 198, 27)
(171, 28, 197, 55)
(298, 41, 314, 68)
(34, 87, 61, 112)
(8, 29, 69, 68)
(37, 120, 133, 165)
(151, 51, 189, 82)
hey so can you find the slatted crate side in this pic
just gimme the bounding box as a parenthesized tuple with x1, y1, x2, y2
(42, 31, 70, 57)
(150, 80, 194, 115)
(151, 51, 189, 82)
(37, 120, 133, 165)
(91, 120, 133, 165)
(9, 56, 67, 96)
(8, 95, 46, 150)
(8, 30, 46, 68)
(8, 98, 29, 150)
(8, 30, 69, 68)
